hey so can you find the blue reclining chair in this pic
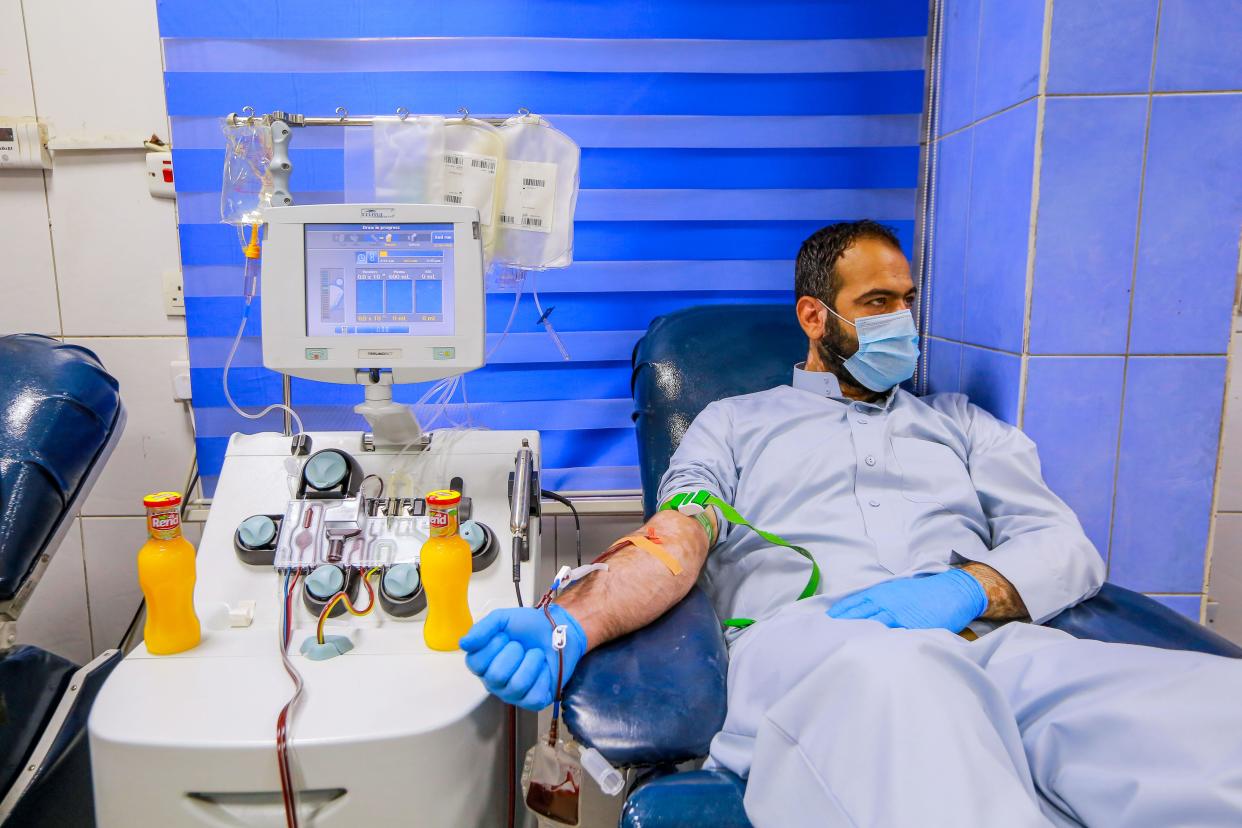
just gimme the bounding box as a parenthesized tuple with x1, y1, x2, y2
(0, 335, 126, 827)
(562, 305, 1242, 828)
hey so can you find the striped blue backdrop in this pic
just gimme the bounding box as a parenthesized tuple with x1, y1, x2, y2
(157, 0, 927, 496)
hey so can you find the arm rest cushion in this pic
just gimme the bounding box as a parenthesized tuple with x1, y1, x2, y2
(562, 586, 727, 767)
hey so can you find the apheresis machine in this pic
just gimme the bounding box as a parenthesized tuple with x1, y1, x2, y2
(88, 203, 541, 826)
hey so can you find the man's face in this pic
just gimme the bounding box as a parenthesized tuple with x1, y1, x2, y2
(809, 238, 917, 380)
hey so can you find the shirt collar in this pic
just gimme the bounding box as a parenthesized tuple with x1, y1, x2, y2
(792, 363, 900, 411)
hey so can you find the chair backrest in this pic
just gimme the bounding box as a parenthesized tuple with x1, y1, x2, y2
(0, 335, 122, 608)
(631, 304, 806, 517)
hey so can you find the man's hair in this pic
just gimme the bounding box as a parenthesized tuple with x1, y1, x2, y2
(794, 220, 903, 310)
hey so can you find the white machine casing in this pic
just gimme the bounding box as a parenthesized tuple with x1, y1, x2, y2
(260, 203, 486, 384)
(89, 430, 541, 827)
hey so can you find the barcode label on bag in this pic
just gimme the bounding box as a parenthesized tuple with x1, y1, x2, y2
(443, 150, 498, 225)
(499, 160, 556, 235)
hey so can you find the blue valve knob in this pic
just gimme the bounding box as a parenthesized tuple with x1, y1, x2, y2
(383, 563, 421, 600)
(237, 515, 277, 549)
(459, 520, 487, 554)
(306, 564, 345, 600)
(304, 451, 348, 491)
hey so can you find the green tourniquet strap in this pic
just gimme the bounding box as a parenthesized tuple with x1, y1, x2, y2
(661, 491, 821, 629)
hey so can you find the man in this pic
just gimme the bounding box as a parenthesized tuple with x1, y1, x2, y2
(461, 221, 1242, 826)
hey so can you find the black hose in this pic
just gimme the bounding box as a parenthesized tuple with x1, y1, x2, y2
(541, 489, 581, 567)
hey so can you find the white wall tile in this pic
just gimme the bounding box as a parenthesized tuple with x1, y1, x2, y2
(16, 518, 92, 664)
(1218, 326, 1242, 512)
(0, 170, 60, 335)
(82, 516, 147, 656)
(0, 0, 35, 112)
(554, 513, 644, 572)
(49, 154, 183, 336)
(21, 0, 168, 140)
(66, 336, 196, 515)
(1208, 514, 1242, 646)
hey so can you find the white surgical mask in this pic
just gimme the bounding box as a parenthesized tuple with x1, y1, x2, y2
(821, 301, 920, 392)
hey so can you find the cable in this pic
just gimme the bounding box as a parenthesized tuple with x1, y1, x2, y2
(316, 568, 381, 645)
(277, 570, 304, 828)
(486, 268, 525, 360)
(507, 705, 517, 828)
(223, 294, 306, 437)
(541, 489, 581, 567)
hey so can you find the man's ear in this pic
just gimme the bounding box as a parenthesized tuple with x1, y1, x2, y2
(796, 295, 826, 340)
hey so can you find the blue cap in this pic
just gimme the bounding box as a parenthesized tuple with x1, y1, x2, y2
(237, 515, 276, 549)
(459, 520, 487, 553)
(306, 565, 345, 600)
(304, 451, 348, 491)
(383, 563, 421, 600)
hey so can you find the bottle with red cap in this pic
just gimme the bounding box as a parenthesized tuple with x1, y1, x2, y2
(138, 491, 200, 655)
(421, 489, 474, 651)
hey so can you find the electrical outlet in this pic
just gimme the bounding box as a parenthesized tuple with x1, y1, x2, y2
(163, 269, 185, 316)
(146, 150, 175, 198)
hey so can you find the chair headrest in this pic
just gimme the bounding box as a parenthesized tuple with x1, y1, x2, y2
(631, 305, 806, 516)
(0, 335, 122, 604)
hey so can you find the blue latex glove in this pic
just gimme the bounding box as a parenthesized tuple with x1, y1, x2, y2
(827, 569, 988, 632)
(459, 604, 587, 711)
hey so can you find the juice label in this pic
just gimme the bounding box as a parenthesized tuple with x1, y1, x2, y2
(429, 505, 458, 537)
(147, 507, 182, 540)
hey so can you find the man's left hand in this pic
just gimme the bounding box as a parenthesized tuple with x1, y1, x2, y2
(827, 569, 988, 632)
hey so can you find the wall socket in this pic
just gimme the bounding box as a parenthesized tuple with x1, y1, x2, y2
(163, 269, 185, 316)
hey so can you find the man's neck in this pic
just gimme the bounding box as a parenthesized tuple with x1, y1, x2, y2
(804, 349, 885, 404)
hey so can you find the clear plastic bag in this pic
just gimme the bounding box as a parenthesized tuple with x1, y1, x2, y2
(373, 116, 446, 203)
(522, 740, 582, 826)
(494, 113, 580, 270)
(220, 120, 274, 226)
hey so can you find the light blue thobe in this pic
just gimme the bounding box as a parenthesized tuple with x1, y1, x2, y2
(657, 367, 1242, 827)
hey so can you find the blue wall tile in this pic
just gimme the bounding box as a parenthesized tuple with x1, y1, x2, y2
(1153, 0, 1242, 92)
(1110, 357, 1225, 592)
(1047, 0, 1159, 94)
(963, 100, 1036, 353)
(1029, 96, 1147, 354)
(973, 0, 1044, 120)
(929, 129, 973, 340)
(1023, 357, 1125, 556)
(959, 344, 1020, 424)
(938, 0, 982, 135)
(926, 337, 962, 394)
(1130, 94, 1242, 355)
(1145, 594, 1202, 621)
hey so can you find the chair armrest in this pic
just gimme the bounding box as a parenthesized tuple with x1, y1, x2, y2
(1045, 583, 1242, 658)
(562, 586, 728, 767)
(621, 768, 750, 828)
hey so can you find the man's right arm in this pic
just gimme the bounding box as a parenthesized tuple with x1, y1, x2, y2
(555, 506, 716, 649)
(559, 400, 736, 648)
(459, 401, 737, 709)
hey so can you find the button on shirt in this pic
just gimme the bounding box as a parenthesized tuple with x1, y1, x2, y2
(658, 366, 1104, 631)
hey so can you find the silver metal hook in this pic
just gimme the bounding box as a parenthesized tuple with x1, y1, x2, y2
(335, 106, 349, 123)
(241, 105, 256, 126)
(457, 106, 470, 119)
(396, 107, 410, 121)
(517, 107, 531, 117)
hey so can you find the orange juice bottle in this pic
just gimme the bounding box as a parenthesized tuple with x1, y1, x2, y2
(138, 492, 200, 655)
(421, 490, 473, 651)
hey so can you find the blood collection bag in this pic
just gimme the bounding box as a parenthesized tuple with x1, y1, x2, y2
(494, 113, 580, 270)
(372, 116, 446, 204)
(522, 740, 583, 826)
(444, 117, 505, 262)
